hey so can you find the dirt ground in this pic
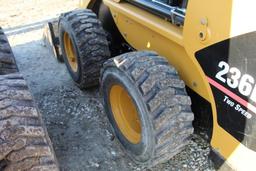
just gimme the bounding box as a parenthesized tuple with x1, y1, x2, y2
(1, 0, 215, 170)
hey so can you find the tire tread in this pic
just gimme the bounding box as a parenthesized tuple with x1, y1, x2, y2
(0, 74, 59, 171)
(60, 9, 110, 88)
(0, 27, 18, 75)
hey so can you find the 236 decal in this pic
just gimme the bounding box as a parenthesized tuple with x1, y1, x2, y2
(216, 61, 256, 103)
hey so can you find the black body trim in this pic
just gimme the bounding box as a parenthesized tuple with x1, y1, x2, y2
(125, 0, 185, 25)
(186, 87, 213, 141)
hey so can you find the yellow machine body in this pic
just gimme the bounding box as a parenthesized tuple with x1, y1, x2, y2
(80, 0, 256, 170)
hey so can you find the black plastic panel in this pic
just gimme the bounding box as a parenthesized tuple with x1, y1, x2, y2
(195, 32, 256, 151)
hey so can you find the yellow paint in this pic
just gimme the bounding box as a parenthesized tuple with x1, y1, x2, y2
(63, 32, 78, 72)
(182, 0, 234, 161)
(110, 85, 141, 144)
(80, 0, 256, 168)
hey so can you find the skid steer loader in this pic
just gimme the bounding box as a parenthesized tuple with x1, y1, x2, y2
(45, 0, 256, 170)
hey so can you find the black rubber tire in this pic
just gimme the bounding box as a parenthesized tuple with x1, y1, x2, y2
(0, 73, 59, 171)
(59, 9, 110, 89)
(0, 27, 18, 75)
(101, 51, 194, 168)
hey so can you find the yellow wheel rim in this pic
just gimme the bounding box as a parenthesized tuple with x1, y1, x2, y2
(110, 85, 142, 144)
(63, 32, 78, 72)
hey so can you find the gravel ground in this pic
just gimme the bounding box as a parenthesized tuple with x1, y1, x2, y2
(1, 1, 216, 170)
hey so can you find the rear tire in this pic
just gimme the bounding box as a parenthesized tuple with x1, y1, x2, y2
(59, 9, 110, 89)
(101, 51, 194, 168)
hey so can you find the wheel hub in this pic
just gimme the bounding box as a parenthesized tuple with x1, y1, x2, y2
(110, 85, 142, 144)
(63, 32, 78, 72)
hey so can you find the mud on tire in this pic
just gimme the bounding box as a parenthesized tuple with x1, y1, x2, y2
(0, 74, 59, 171)
(59, 9, 110, 89)
(0, 27, 17, 75)
(101, 51, 194, 168)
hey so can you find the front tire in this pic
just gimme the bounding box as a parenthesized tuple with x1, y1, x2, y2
(101, 51, 194, 167)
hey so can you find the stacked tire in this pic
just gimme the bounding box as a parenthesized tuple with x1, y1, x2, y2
(0, 28, 17, 75)
(0, 27, 59, 171)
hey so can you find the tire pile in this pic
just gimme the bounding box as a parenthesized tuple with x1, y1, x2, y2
(0, 27, 59, 171)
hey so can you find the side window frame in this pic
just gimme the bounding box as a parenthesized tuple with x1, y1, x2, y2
(125, 0, 188, 26)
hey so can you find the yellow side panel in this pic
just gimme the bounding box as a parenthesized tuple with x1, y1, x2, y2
(183, 0, 233, 56)
(103, 0, 210, 103)
(185, 2, 256, 169)
(183, 0, 237, 162)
